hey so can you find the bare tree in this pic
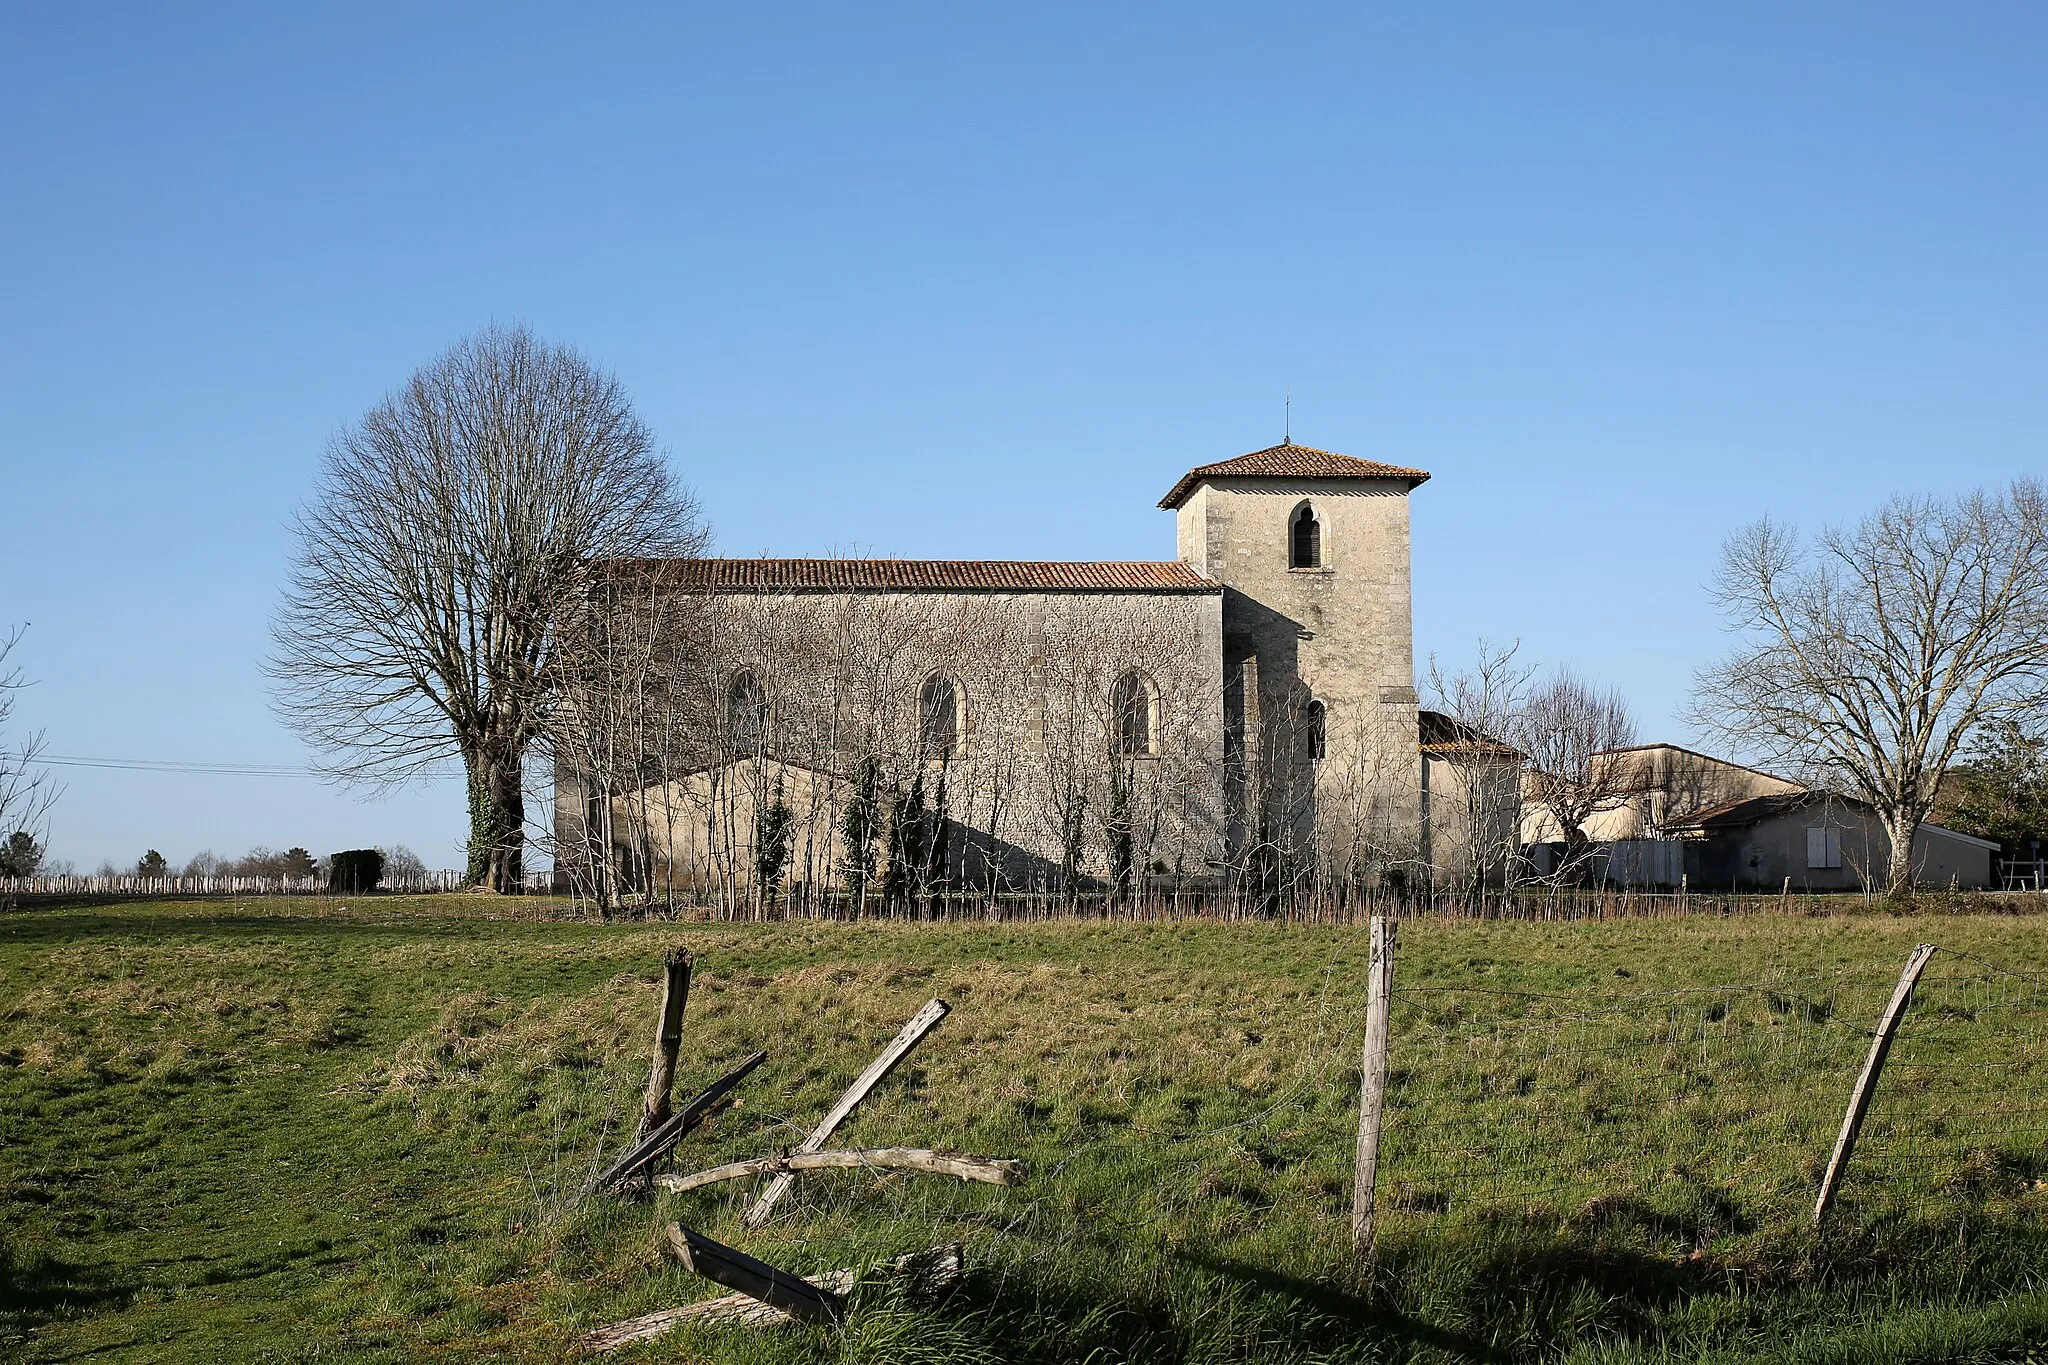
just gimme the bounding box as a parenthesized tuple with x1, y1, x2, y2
(270, 325, 706, 891)
(1692, 482, 2048, 895)
(1516, 669, 1643, 883)
(1423, 641, 1534, 891)
(0, 626, 57, 858)
(380, 844, 430, 881)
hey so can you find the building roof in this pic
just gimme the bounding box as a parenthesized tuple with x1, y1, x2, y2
(1417, 708, 1519, 757)
(1663, 792, 1823, 831)
(1158, 443, 1432, 509)
(602, 557, 1221, 594)
(1591, 742, 1800, 789)
(1662, 790, 2002, 850)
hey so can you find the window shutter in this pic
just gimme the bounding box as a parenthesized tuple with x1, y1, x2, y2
(1807, 827, 1828, 869)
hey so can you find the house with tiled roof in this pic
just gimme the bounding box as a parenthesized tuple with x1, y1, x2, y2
(556, 443, 1435, 903)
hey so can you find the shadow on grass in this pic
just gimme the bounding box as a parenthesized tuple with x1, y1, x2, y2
(0, 1243, 133, 1335)
(1177, 1249, 1510, 1362)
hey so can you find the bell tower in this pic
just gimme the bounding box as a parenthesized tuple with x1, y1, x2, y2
(1160, 443, 1430, 885)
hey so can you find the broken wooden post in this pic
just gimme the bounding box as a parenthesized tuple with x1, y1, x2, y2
(584, 1244, 962, 1350)
(1351, 914, 1396, 1251)
(1814, 942, 1937, 1227)
(664, 1222, 845, 1326)
(743, 997, 950, 1228)
(638, 948, 694, 1141)
(658, 1146, 1023, 1196)
(582, 1050, 767, 1198)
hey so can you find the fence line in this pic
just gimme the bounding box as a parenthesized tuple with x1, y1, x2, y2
(12, 870, 2045, 924)
(0, 871, 475, 897)
(591, 882, 2048, 924)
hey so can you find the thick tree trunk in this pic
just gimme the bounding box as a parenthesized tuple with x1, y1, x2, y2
(465, 747, 527, 892)
(1556, 827, 1596, 886)
(1883, 807, 1921, 897)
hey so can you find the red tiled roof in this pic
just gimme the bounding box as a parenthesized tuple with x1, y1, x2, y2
(604, 558, 1220, 593)
(1158, 443, 1431, 509)
(1417, 709, 1520, 756)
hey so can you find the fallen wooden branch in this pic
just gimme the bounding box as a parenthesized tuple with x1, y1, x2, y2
(583, 1243, 963, 1351)
(658, 1146, 1024, 1195)
(664, 1222, 845, 1326)
(744, 998, 949, 1227)
(581, 1050, 767, 1198)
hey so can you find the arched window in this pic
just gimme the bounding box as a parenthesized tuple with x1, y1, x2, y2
(726, 670, 766, 753)
(1306, 698, 1326, 761)
(918, 673, 961, 759)
(1290, 502, 1322, 569)
(1111, 670, 1158, 756)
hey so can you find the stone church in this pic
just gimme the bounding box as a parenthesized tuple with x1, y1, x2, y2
(555, 442, 1433, 904)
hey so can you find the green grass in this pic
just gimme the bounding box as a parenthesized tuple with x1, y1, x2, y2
(3, 898, 2047, 1363)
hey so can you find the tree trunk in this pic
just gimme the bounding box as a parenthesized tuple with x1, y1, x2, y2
(465, 747, 527, 892)
(1883, 807, 1921, 897)
(1556, 827, 1595, 886)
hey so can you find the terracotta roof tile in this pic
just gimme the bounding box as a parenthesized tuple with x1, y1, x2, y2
(603, 558, 1220, 593)
(1158, 443, 1431, 509)
(1417, 709, 1520, 756)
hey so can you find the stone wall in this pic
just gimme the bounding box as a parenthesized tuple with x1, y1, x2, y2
(555, 585, 1227, 900)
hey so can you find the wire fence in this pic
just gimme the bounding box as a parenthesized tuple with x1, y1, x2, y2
(1367, 940, 2048, 1241)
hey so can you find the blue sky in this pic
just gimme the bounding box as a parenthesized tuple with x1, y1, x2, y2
(3, 3, 2044, 871)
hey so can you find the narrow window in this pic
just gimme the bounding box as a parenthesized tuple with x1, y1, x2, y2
(1290, 503, 1321, 569)
(919, 674, 960, 759)
(1112, 671, 1155, 756)
(1306, 699, 1326, 761)
(726, 670, 766, 753)
(1806, 826, 1842, 870)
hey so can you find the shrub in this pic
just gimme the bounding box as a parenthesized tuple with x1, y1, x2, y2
(0, 830, 42, 877)
(327, 848, 385, 894)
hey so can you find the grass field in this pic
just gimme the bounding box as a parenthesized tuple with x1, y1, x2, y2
(4, 897, 2048, 1364)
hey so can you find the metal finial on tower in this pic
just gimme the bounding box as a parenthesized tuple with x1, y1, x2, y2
(1284, 390, 1292, 445)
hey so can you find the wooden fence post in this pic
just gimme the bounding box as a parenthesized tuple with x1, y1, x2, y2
(1352, 914, 1397, 1251)
(1813, 942, 1937, 1227)
(638, 948, 694, 1141)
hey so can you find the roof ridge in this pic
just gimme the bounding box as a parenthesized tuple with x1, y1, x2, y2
(1159, 444, 1431, 509)
(1593, 742, 1803, 789)
(600, 557, 1221, 593)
